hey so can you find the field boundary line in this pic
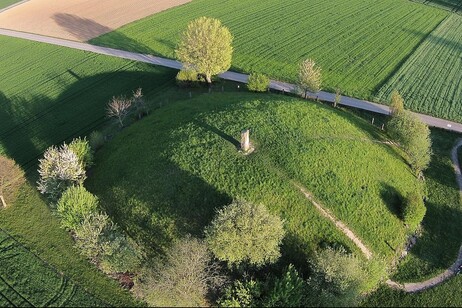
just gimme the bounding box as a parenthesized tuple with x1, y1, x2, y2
(295, 184, 373, 260)
(0, 0, 29, 14)
(386, 139, 462, 292)
(1, 28, 462, 133)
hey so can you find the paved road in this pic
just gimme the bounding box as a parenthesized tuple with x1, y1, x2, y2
(1, 28, 462, 133)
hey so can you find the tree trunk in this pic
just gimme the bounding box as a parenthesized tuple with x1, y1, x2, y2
(206, 74, 212, 84)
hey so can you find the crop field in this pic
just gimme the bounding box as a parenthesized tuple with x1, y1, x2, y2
(88, 92, 421, 264)
(412, 0, 462, 14)
(375, 14, 462, 123)
(91, 0, 447, 99)
(0, 229, 106, 307)
(0, 0, 21, 10)
(0, 35, 177, 171)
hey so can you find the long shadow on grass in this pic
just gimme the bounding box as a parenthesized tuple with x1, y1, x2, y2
(0, 68, 177, 172)
(380, 183, 403, 220)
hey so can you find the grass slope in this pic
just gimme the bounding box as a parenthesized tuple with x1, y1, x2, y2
(87, 92, 420, 265)
(0, 35, 176, 171)
(90, 0, 446, 99)
(376, 14, 462, 123)
(0, 184, 140, 307)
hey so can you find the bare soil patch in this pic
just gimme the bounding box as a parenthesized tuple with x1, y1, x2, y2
(0, 0, 191, 41)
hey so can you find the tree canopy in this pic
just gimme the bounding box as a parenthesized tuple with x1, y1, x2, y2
(175, 17, 233, 84)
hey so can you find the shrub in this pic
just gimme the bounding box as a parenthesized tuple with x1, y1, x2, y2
(389, 90, 404, 116)
(107, 96, 132, 127)
(205, 200, 285, 267)
(132, 88, 149, 119)
(73, 211, 111, 263)
(176, 70, 199, 87)
(402, 192, 426, 230)
(57, 185, 99, 230)
(218, 279, 262, 307)
(387, 111, 432, 175)
(307, 247, 369, 307)
(247, 73, 270, 92)
(37, 145, 86, 201)
(89, 131, 105, 151)
(133, 236, 225, 307)
(0, 156, 25, 208)
(68, 137, 94, 169)
(100, 226, 142, 274)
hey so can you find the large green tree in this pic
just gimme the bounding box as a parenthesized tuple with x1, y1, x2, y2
(205, 200, 285, 267)
(175, 17, 233, 84)
(387, 111, 432, 176)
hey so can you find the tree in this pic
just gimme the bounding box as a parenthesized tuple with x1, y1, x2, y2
(175, 17, 233, 84)
(298, 58, 322, 98)
(68, 137, 94, 169)
(37, 144, 86, 201)
(334, 88, 341, 108)
(402, 192, 426, 230)
(387, 111, 432, 175)
(107, 96, 132, 127)
(205, 200, 285, 267)
(132, 88, 148, 119)
(247, 73, 270, 92)
(57, 185, 99, 230)
(133, 236, 225, 307)
(0, 156, 25, 208)
(307, 247, 369, 307)
(389, 90, 404, 116)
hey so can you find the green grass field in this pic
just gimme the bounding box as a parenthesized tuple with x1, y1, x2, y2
(375, 14, 462, 123)
(90, 0, 447, 99)
(412, 0, 462, 13)
(0, 0, 22, 10)
(0, 35, 177, 171)
(87, 92, 421, 266)
(0, 229, 107, 307)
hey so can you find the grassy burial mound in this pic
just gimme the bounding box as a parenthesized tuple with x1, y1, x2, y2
(88, 92, 422, 264)
(0, 35, 176, 171)
(376, 14, 462, 123)
(91, 0, 447, 99)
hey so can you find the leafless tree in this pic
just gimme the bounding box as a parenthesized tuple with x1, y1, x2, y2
(107, 96, 132, 127)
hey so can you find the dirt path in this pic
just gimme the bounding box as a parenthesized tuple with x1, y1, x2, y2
(296, 184, 373, 260)
(386, 139, 462, 292)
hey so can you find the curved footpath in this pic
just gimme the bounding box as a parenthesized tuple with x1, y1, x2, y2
(1, 28, 462, 134)
(386, 139, 462, 293)
(1, 28, 462, 292)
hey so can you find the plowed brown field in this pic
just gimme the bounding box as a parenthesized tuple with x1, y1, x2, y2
(0, 0, 191, 41)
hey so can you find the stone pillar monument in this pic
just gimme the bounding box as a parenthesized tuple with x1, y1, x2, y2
(241, 129, 250, 152)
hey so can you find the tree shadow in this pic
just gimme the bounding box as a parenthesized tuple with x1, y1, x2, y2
(411, 0, 462, 13)
(52, 13, 113, 41)
(379, 183, 403, 220)
(0, 68, 177, 173)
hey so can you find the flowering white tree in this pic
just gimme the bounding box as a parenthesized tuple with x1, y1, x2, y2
(37, 144, 86, 201)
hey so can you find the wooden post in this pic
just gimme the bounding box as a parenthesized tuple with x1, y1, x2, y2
(241, 129, 250, 152)
(381, 124, 385, 130)
(372, 117, 375, 125)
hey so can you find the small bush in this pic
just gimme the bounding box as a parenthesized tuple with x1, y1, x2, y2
(37, 145, 86, 201)
(402, 192, 426, 230)
(57, 185, 99, 231)
(247, 73, 270, 92)
(69, 137, 94, 169)
(89, 131, 105, 151)
(176, 70, 199, 87)
(0, 156, 25, 208)
(100, 227, 142, 274)
(74, 211, 111, 263)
